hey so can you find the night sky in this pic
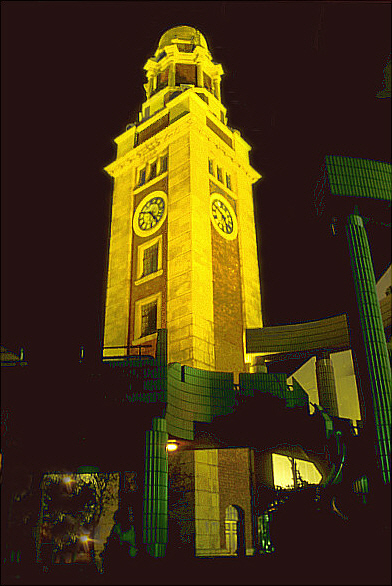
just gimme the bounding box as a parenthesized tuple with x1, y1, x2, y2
(1, 1, 391, 368)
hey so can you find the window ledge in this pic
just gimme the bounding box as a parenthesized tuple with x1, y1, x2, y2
(134, 172, 168, 195)
(135, 269, 163, 286)
(209, 177, 237, 199)
(132, 332, 158, 346)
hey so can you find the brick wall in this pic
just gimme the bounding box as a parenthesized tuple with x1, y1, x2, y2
(168, 448, 255, 556)
(211, 227, 245, 373)
(167, 451, 195, 555)
(217, 448, 254, 554)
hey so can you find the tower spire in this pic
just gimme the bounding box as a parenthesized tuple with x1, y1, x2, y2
(140, 25, 225, 124)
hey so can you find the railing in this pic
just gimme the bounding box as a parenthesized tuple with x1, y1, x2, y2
(1, 347, 27, 366)
(103, 344, 153, 359)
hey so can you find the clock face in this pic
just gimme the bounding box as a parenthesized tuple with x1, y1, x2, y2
(133, 191, 167, 237)
(211, 199, 234, 235)
(138, 196, 165, 231)
(210, 194, 238, 240)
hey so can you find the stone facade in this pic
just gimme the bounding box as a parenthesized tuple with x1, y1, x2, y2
(212, 225, 244, 374)
(103, 27, 262, 370)
(102, 25, 264, 559)
(168, 448, 255, 557)
(217, 448, 254, 556)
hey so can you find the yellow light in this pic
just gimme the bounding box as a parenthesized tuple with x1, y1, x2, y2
(166, 441, 178, 452)
(79, 535, 89, 543)
(63, 475, 73, 484)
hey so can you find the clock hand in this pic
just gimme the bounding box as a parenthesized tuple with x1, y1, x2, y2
(215, 207, 225, 221)
(218, 208, 227, 223)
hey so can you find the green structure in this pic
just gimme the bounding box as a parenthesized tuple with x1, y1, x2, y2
(315, 351, 339, 417)
(316, 155, 391, 484)
(143, 417, 168, 557)
(105, 329, 310, 557)
(100, 155, 391, 559)
(346, 212, 391, 484)
(323, 155, 391, 202)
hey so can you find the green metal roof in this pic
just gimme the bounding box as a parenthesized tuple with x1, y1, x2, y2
(325, 155, 391, 202)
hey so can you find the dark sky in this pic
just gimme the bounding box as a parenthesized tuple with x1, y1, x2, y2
(1, 1, 391, 367)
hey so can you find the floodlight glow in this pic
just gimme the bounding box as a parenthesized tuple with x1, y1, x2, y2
(166, 441, 178, 452)
(79, 535, 89, 543)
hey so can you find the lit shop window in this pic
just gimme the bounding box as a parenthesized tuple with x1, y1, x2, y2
(272, 453, 322, 489)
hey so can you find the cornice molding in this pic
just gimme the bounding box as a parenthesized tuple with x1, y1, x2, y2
(105, 115, 193, 177)
(189, 118, 261, 183)
(105, 110, 260, 183)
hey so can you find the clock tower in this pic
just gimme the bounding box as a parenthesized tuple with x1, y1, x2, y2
(103, 25, 262, 376)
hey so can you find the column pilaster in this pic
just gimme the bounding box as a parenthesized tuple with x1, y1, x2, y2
(315, 351, 339, 417)
(346, 212, 391, 484)
(143, 417, 168, 557)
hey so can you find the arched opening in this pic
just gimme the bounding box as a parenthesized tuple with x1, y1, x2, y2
(225, 505, 245, 556)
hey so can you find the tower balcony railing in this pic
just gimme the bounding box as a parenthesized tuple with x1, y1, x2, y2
(102, 345, 154, 361)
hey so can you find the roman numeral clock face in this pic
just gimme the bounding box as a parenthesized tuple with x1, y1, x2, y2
(210, 193, 238, 240)
(139, 197, 165, 230)
(133, 191, 168, 237)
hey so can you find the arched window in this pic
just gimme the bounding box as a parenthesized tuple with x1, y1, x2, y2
(225, 505, 245, 556)
(225, 505, 238, 554)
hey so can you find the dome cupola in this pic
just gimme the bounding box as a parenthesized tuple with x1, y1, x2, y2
(157, 25, 209, 52)
(140, 25, 224, 121)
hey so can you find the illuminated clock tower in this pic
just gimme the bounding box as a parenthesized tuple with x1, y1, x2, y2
(103, 25, 262, 376)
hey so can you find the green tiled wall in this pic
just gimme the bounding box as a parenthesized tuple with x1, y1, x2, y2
(346, 213, 391, 484)
(289, 378, 310, 410)
(166, 363, 235, 440)
(106, 330, 310, 558)
(239, 372, 309, 411)
(143, 417, 168, 557)
(325, 156, 392, 202)
(106, 331, 309, 439)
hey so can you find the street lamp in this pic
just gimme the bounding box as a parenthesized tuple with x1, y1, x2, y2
(166, 440, 178, 452)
